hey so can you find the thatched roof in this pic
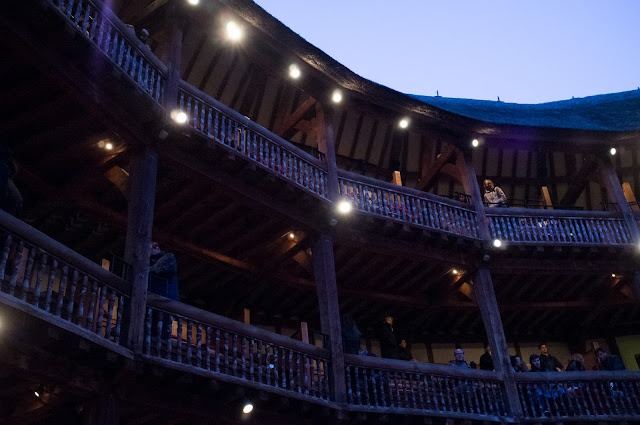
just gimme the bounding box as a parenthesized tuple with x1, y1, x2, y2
(409, 90, 640, 132)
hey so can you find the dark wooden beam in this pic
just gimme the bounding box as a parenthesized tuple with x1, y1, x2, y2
(415, 144, 457, 192)
(559, 154, 598, 206)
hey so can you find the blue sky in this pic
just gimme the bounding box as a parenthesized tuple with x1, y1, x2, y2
(253, 1, 640, 104)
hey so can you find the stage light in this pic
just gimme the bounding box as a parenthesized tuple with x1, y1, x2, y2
(337, 200, 352, 214)
(398, 118, 409, 129)
(226, 21, 242, 41)
(171, 110, 188, 124)
(289, 64, 301, 79)
(331, 90, 343, 103)
(472, 139, 479, 147)
(493, 239, 502, 248)
(242, 403, 253, 414)
(610, 147, 617, 156)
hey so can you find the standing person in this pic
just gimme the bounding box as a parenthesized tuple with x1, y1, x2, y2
(341, 315, 361, 355)
(398, 339, 414, 361)
(479, 343, 494, 371)
(596, 348, 626, 371)
(149, 242, 179, 301)
(529, 354, 543, 372)
(511, 355, 528, 372)
(483, 179, 507, 207)
(380, 315, 399, 359)
(539, 343, 564, 372)
(565, 353, 587, 372)
(450, 348, 471, 368)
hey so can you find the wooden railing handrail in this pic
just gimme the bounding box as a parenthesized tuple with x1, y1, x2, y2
(514, 370, 640, 382)
(485, 207, 622, 219)
(178, 81, 326, 170)
(344, 353, 503, 381)
(54, 0, 169, 76)
(0, 209, 131, 295)
(338, 169, 475, 211)
(147, 294, 330, 358)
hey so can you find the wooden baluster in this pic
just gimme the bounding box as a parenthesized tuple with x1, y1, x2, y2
(296, 352, 303, 393)
(65, 269, 78, 318)
(144, 308, 153, 355)
(241, 337, 247, 379)
(219, 115, 226, 145)
(155, 312, 163, 357)
(213, 327, 219, 369)
(54, 265, 68, 316)
(0, 234, 12, 281)
(265, 344, 272, 386)
(281, 347, 288, 388)
(232, 334, 238, 376)
(186, 320, 193, 365)
(222, 331, 229, 373)
(115, 295, 124, 345)
(345, 365, 353, 403)
(322, 360, 330, 400)
(95, 284, 107, 335)
(76, 275, 88, 325)
(199, 105, 206, 134)
(477, 380, 488, 415)
(7, 241, 24, 296)
(402, 372, 410, 408)
(205, 326, 212, 371)
(176, 317, 183, 364)
(86, 280, 98, 330)
(196, 323, 202, 368)
(205, 108, 212, 138)
(32, 252, 47, 307)
(249, 338, 255, 381)
(257, 340, 263, 383)
(213, 110, 220, 141)
(353, 366, 361, 404)
(288, 349, 294, 389)
(309, 358, 317, 397)
(105, 289, 116, 340)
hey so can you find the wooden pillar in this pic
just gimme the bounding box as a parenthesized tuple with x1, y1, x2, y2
(82, 394, 119, 425)
(124, 145, 158, 353)
(457, 148, 523, 418)
(162, 4, 184, 112)
(473, 268, 523, 419)
(599, 156, 640, 302)
(311, 233, 346, 404)
(316, 104, 340, 202)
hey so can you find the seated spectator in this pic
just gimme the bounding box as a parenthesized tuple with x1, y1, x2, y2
(596, 348, 626, 371)
(479, 343, 494, 370)
(529, 354, 543, 372)
(450, 348, 471, 368)
(539, 343, 563, 371)
(483, 179, 507, 207)
(380, 315, 399, 359)
(565, 353, 586, 372)
(398, 339, 414, 361)
(341, 315, 361, 355)
(511, 355, 528, 372)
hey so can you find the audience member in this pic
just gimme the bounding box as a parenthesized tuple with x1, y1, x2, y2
(511, 355, 528, 372)
(483, 179, 507, 207)
(479, 343, 494, 371)
(380, 315, 399, 359)
(341, 315, 361, 355)
(596, 348, 626, 371)
(149, 242, 179, 301)
(450, 348, 471, 368)
(565, 353, 586, 372)
(398, 339, 414, 361)
(539, 343, 563, 371)
(529, 354, 542, 372)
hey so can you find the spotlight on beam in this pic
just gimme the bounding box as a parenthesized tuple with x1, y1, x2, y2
(226, 21, 243, 41)
(610, 147, 617, 156)
(493, 239, 502, 248)
(331, 89, 343, 104)
(242, 403, 254, 414)
(398, 118, 409, 129)
(336, 200, 352, 214)
(187, 0, 199, 5)
(171, 110, 188, 124)
(471, 139, 479, 148)
(289, 64, 301, 79)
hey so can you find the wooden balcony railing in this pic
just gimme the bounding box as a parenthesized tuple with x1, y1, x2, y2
(49, 0, 167, 103)
(344, 354, 509, 421)
(515, 371, 640, 421)
(177, 84, 329, 200)
(487, 208, 632, 246)
(144, 295, 333, 405)
(0, 209, 131, 355)
(338, 171, 479, 239)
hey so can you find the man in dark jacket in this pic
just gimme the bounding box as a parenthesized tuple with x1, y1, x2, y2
(479, 343, 494, 371)
(380, 315, 399, 359)
(149, 242, 179, 301)
(597, 348, 626, 371)
(539, 343, 563, 372)
(398, 339, 413, 361)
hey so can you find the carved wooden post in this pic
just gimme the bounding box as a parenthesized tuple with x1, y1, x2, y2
(456, 149, 523, 419)
(162, 4, 184, 112)
(315, 104, 340, 202)
(311, 233, 346, 404)
(124, 145, 158, 353)
(599, 156, 640, 301)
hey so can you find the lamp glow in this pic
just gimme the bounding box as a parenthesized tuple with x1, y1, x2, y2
(105, 142, 113, 150)
(171, 110, 188, 124)
(289, 64, 301, 79)
(398, 118, 409, 129)
(187, 0, 199, 4)
(243, 403, 254, 414)
(226, 21, 242, 41)
(493, 239, 502, 248)
(34, 391, 40, 398)
(331, 90, 343, 103)
(288, 232, 295, 240)
(611, 273, 616, 278)
(337, 200, 352, 214)
(471, 139, 479, 147)
(452, 269, 459, 275)
(610, 147, 617, 156)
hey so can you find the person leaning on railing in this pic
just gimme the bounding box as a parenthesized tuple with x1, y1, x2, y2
(483, 179, 507, 208)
